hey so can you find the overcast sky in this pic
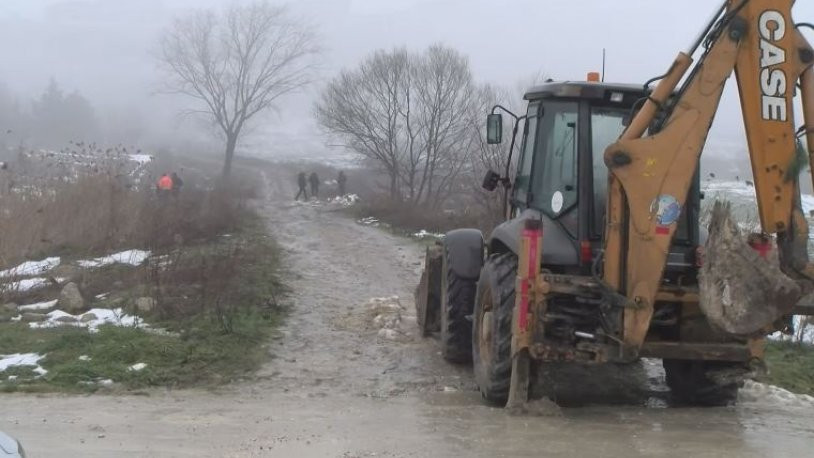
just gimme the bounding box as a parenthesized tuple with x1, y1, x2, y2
(1, 0, 813, 163)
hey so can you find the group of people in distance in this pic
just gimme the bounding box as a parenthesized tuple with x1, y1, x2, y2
(296, 170, 347, 201)
(156, 171, 183, 200)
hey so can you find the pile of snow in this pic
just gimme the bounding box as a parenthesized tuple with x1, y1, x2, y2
(128, 154, 153, 165)
(413, 230, 444, 239)
(3, 277, 55, 293)
(18, 300, 58, 312)
(739, 380, 814, 407)
(78, 249, 150, 268)
(330, 194, 360, 207)
(0, 257, 60, 278)
(293, 198, 323, 208)
(358, 216, 380, 227)
(0, 353, 47, 376)
(128, 362, 147, 372)
(27, 308, 145, 332)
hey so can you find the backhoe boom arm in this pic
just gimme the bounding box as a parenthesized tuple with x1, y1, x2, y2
(602, 0, 814, 349)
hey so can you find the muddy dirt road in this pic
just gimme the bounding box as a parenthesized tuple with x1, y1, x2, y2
(2, 164, 814, 457)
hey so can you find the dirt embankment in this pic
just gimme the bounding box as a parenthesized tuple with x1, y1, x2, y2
(1, 162, 813, 458)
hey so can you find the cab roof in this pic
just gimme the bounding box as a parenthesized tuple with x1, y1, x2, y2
(524, 81, 647, 101)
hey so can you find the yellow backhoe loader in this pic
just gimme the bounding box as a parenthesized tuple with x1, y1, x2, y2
(415, 0, 814, 406)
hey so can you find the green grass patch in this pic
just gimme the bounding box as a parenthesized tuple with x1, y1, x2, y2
(0, 216, 288, 393)
(760, 341, 814, 396)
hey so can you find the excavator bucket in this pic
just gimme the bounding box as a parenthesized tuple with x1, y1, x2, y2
(698, 201, 802, 336)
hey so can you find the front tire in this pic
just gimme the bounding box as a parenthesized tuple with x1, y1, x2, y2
(472, 252, 517, 404)
(440, 249, 478, 363)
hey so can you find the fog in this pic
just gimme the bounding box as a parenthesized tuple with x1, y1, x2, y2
(1, 0, 813, 173)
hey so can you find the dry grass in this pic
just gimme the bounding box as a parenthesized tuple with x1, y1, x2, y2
(0, 157, 288, 392)
(0, 174, 250, 267)
(354, 196, 483, 235)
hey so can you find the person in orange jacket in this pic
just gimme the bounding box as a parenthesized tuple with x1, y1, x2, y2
(157, 173, 173, 200)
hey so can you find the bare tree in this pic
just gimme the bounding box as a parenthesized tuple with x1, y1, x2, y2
(411, 45, 474, 208)
(316, 45, 475, 208)
(158, 2, 318, 177)
(315, 49, 411, 200)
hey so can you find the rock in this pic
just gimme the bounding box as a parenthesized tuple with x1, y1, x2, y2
(2, 303, 18, 314)
(135, 297, 156, 313)
(21, 313, 47, 322)
(55, 315, 78, 323)
(51, 264, 82, 282)
(0, 314, 12, 323)
(58, 282, 85, 313)
(80, 313, 98, 323)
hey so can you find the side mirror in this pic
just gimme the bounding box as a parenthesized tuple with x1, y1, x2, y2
(482, 169, 501, 192)
(486, 113, 503, 144)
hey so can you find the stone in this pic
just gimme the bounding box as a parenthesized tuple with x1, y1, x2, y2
(21, 313, 47, 323)
(80, 313, 98, 323)
(58, 282, 85, 313)
(1, 303, 18, 314)
(51, 264, 82, 282)
(0, 314, 12, 323)
(135, 297, 156, 313)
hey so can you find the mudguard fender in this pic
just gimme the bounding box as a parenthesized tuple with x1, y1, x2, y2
(443, 229, 484, 280)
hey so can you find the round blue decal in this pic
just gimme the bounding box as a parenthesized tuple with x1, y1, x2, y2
(652, 195, 681, 226)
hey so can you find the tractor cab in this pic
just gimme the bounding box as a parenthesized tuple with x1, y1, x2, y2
(486, 80, 701, 278)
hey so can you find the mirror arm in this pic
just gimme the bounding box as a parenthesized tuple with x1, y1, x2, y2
(491, 104, 521, 121)
(502, 114, 526, 220)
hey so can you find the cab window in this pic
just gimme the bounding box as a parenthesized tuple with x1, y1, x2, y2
(531, 100, 578, 217)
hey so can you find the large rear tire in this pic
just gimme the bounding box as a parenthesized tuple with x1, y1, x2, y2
(472, 252, 517, 404)
(663, 359, 743, 406)
(440, 248, 478, 363)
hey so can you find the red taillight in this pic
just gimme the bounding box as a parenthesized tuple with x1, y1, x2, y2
(695, 246, 704, 268)
(580, 241, 592, 264)
(747, 233, 772, 259)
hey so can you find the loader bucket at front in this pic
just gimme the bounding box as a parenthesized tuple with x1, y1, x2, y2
(698, 201, 802, 336)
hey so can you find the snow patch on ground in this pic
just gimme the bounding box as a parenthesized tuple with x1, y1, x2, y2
(739, 380, 814, 407)
(4, 277, 51, 293)
(128, 363, 147, 372)
(78, 250, 151, 268)
(703, 180, 814, 215)
(413, 230, 443, 239)
(18, 300, 58, 312)
(27, 308, 145, 332)
(0, 353, 47, 376)
(129, 154, 153, 165)
(358, 216, 380, 227)
(330, 194, 360, 207)
(0, 257, 60, 278)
